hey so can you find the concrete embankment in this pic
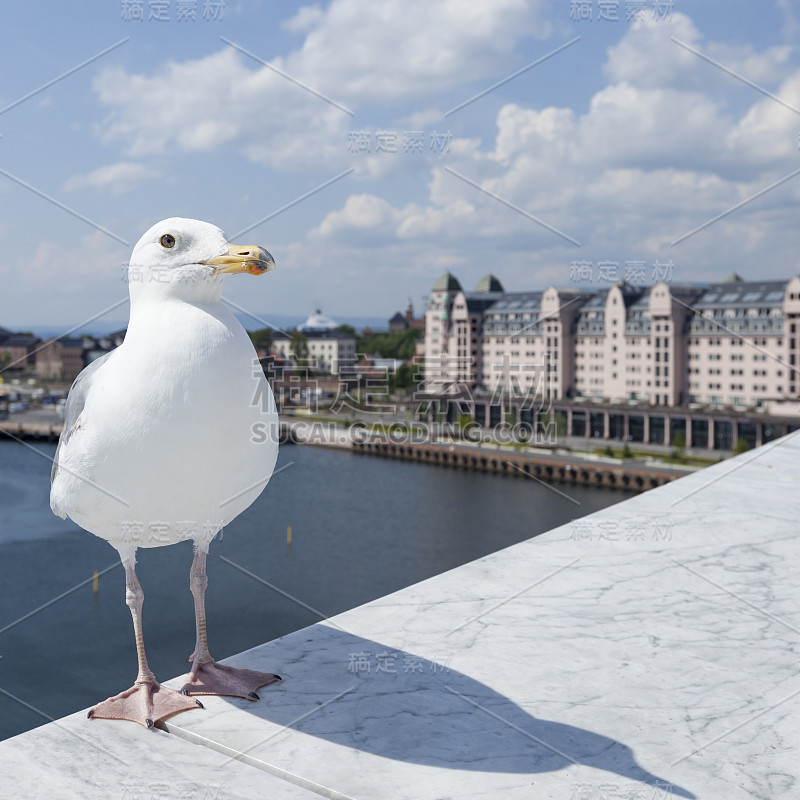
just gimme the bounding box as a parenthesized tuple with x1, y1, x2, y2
(351, 438, 688, 491)
(0, 418, 61, 441)
(285, 419, 694, 491)
(1, 414, 694, 491)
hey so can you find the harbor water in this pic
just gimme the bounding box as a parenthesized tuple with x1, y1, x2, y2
(0, 439, 633, 740)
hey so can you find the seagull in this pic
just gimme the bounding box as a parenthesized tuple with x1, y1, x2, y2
(50, 218, 281, 728)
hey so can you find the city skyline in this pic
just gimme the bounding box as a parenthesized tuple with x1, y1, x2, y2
(2, 1, 800, 333)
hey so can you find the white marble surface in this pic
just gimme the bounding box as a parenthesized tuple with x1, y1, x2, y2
(3, 430, 799, 799)
(158, 429, 800, 799)
(0, 706, 327, 799)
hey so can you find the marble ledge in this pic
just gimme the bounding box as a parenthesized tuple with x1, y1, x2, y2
(2, 430, 800, 800)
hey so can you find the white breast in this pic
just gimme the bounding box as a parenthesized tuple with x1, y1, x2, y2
(51, 300, 278, 550)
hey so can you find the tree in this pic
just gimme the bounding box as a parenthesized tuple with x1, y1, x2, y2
(734, 437, 751, 454)
(335, 323, 357, 338)
(289, 331, 309, 364)
(248, 327, 273, 354)
(357, 328, 423, 360)
(390, 362, 414, 392)
(670, 431, 686, 448)
(542, 409, 566, 437)
(456, 414, 473, 438)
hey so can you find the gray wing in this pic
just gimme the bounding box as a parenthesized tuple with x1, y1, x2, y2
(51, 350, 117, 487)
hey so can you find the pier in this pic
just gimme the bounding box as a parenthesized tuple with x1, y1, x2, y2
(351, 438, 689, 490)
(283, 418, 694, 490)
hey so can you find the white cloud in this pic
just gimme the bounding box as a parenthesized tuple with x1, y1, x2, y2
(295, 17, 800, 303)
(281, 3, 325, 32)
(93, 48, 349, 170)
(0, 229, 128, 322)
(605, 12, 794, 91)
(312, 193, 406, 239)
(46, 5, 800, 319)
(63, 162, 157, 194)
(91, 0, 548, 169)
(281, 0, 549, 104)
(726, 72, 800, 168)
(93, 48, 353, 171)
(777, 0, 800, 39)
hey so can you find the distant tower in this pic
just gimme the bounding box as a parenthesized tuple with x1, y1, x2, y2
(405, 296, 414, 325)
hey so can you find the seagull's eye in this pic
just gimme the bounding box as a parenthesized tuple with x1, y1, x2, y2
(160, 234, 176, 249)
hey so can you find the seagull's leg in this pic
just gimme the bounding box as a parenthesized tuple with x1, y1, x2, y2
(188, 546, 213, 668)
(182, 544, 281, 700)
(88, 552, 203, 728)
(126, 561, 157, 684)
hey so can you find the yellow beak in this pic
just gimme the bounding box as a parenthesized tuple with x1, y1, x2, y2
(203, 244, 276, 276)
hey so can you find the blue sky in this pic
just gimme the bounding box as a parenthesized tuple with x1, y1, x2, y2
(2, 0, 800, 332)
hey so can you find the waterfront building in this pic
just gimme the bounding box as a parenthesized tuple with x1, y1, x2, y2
(272, 310, 356, 375)
(0, 327, 39, 370)
(424, 272, 800, 419)
(388, 299, 425, 334)
(424, 272, 504, 396)
(34, 338, 85, 381)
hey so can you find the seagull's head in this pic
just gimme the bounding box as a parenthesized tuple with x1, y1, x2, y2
(128, 217, 275, 303)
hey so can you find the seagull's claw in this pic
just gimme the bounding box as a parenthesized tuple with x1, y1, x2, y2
(181, 661, 280, 700)
(87, 680, 203, 729)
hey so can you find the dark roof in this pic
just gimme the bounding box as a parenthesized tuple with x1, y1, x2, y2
(693, 280, 788, 309)
(433, 276, 792, 320)
(465, 291, 505, 313)
(475, 274, 504, 293)
(432, 272, 462, 292)
(723, 271, 744, 283)
(613, 281, 645, 307)
(275, 329, 355, 341)
(305, 329, 355, 340)
(629, 292, 651, 310)
(0, 328, 38, 346)
(0, 334, 38, 347)
(485, 291, 543, 314)
(577, 289, 610, 311)
(389, 312, 407, 324)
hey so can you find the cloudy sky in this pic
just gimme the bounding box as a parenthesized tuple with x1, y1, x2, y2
(1, 0, 800, 332)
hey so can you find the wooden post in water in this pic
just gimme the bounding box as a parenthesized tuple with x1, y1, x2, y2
(287, 525, 293, 546)
(92, 570, 99, 596)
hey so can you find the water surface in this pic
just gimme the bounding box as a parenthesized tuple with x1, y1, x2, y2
(0, 439, 633, 740)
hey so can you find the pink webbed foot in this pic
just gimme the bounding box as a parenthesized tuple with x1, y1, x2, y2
(88, 679, 204, 729)
(181, 661, 281, 700)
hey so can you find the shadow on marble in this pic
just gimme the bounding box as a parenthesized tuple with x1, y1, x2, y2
(186, 629, 696, 799)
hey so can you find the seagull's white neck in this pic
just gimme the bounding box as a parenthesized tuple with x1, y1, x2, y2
(128, 267, 226, 308)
